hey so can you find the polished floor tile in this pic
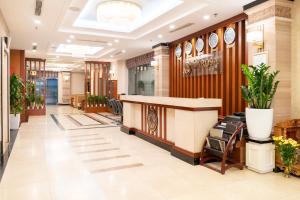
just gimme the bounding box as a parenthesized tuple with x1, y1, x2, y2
(0, 105, 299, 200)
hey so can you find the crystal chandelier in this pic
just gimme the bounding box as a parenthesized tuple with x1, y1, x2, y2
(97, 0, 142, 25)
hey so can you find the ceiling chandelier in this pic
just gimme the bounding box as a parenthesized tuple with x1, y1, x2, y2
(97, 0, 142, 25)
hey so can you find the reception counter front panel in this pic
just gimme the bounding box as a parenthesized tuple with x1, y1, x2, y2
(121, 95, 222, 164)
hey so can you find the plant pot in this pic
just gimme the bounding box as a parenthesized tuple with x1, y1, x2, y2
(246, 108, 273, 141)
(10, 113, 21, 130)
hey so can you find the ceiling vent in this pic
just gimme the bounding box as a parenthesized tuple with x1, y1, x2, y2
(169, 23, 194, 33)
(76, 38, 108, 45)
(35, 0, 43, 16)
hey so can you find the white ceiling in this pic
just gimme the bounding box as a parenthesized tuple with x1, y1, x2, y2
(0, 0, 254, 71)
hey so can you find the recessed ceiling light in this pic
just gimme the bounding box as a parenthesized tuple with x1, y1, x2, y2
(110, 55, 114, 58)
(66, 39, 72, 43)
(114, 39, 119, 43)
(32, 42, 37, 46)
(169, 24, 176, 29)
(157, 34, 163, 38)
(34, 19, 41, 25)
(121, 49, 126, 53)
(69, 35, 75, 39)
(203, 15, 210, 20)
(107, 42, 113, 46)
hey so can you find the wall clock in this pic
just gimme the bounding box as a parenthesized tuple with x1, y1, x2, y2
(195, 38, 204, 53)
(224, 27, 236, 45)
(175, 45, 182, 58)
(185, 42, 192, 55)
(209, 33, 219, 49)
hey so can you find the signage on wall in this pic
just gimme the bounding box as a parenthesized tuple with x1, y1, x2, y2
(184, 51, 223, 76)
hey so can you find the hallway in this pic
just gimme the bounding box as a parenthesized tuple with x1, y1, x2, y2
(0, 106, 299, 200)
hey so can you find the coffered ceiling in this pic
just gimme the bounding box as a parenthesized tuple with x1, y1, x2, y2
(0, 0, 254, 71)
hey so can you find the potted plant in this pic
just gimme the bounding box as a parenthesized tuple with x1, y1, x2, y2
(241, 63, 279, 140)
(10, 74, 24, 130)
(273, 136, 300, 177)
(26, 81, 35, 109)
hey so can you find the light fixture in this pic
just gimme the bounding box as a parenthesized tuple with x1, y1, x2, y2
(34, 19, 41, 25)
(66, 39, 72, 43)
(114, 39, 119, 43)
(110, 55, 114, 58)
(56, 44, 103, 56)
(247, 28, 264, 51)
(96, 0, 142, 25)
(32, 50, 37, 53)
(169, 24, 176, 29)
(121, 49, 126, 53)
(107, 42, 113, 46)
(32, 42, 37, 46)
(157, 34, 163, 38)
(69, 35, 75, 39)
(203, 15, 210, 20)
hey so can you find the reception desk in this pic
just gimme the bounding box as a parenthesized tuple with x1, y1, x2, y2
(120, 95, 222, 164)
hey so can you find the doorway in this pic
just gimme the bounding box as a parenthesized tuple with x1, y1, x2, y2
(46, 79, 58, 105)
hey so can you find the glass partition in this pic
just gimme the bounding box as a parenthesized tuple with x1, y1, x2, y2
(128, 64, 154, 96)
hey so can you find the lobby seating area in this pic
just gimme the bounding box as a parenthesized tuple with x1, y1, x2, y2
(0, 0, 300, 199)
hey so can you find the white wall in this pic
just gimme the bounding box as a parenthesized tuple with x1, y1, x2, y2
(112, 60, 128, 95)
(291, 0, 300, 118)
(0, 9, 9, 36)
(71, 72, 85, 95)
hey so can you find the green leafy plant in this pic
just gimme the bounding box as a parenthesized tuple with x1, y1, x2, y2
(138, 80, 145, 90)
(35, 95, 44, 108)
(87, 95, 95, 105)
(95, 96, 101, 105)
(10, 74, 25, 115)
(241, 63, 279, 109)
(26, 81, 35, 107)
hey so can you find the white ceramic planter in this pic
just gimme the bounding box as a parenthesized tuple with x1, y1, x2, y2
(10, 113, 20, 130)
(246, 108, 273, 141)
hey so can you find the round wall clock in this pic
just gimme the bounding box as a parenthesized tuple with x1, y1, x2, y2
(209, 33, 219, 49)
(224, 27, 236, 45)
(185, 42, 192, 55)
(195, 38, 204, 53)
(175, 45, 182, 58)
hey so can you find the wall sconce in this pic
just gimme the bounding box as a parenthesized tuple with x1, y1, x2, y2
(151, 60, 159, 70)
(247, 28, 264, 51)
(109, 69, 115, 79)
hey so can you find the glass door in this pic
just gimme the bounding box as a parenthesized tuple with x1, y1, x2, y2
(46, 79, 58, 105)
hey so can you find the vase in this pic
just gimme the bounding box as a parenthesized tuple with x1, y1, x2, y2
(283, 165, 292, 178)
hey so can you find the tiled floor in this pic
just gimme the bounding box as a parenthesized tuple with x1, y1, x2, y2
(0, 105, 299, 200)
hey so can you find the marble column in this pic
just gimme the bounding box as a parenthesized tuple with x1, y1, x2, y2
(153, 43, 170, 96)
(245, 0, 293, 123)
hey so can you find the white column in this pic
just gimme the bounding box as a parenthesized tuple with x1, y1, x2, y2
(153, 44, 170, 96)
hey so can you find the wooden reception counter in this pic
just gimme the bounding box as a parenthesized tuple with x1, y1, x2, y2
(120, 95, 222, 164)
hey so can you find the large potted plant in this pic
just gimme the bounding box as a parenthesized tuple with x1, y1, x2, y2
(10, 74, 24, 130)
(241, 63, 279, 140)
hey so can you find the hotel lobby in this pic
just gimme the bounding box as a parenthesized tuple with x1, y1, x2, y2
(0, 0, 300, 199)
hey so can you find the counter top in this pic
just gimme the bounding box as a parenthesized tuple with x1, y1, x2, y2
(120, 95, 222, 109)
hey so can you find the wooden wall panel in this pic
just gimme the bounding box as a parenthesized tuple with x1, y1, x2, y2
(169, 14, 247, 117)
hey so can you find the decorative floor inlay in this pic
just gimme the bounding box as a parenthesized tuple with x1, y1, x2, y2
(90, 163, 144, 173)
(71, 142, 111, 148)
(82, 155, 131, 162)
(77, 148, 120, 154)
(68, 133, 99, 138)
(51, 113, 119, 130)
(96, 112, 121, 124)
(69, 137, 105, 143)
